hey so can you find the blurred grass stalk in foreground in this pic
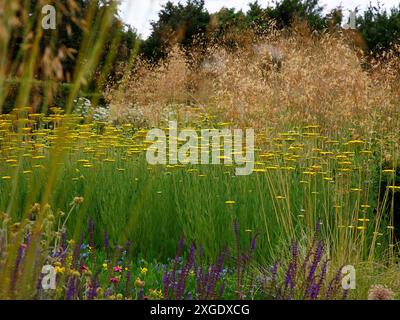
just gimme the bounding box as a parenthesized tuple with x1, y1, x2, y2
(0, 0, 143, 298)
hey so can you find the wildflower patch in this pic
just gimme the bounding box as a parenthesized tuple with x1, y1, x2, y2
(146, 121, 255, 176)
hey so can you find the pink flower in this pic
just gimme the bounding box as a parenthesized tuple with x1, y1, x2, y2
(81, 265, 88, 272)
(110, 277, 118, 284)
(113, 266, 122, 273)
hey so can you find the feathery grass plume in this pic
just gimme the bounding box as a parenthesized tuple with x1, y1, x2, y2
(109, 30, 400, 135)
(368, 285, 395, 300)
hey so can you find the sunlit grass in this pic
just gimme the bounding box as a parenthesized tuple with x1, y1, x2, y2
(0, 111, 396, 265)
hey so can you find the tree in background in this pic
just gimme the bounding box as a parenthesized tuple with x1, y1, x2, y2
(264, 0, 326, 31)
(141, 0, 210, 62)
(357, 3, 400, 53)
(208, 8, 249, 49)
(141, 0, 329, 61)
(246, 1, 272, 34)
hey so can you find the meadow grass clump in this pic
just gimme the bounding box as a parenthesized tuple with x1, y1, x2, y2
(0, 110, 396, 266)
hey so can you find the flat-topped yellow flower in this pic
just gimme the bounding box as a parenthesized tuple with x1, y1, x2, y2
(387, 186, 400, 191)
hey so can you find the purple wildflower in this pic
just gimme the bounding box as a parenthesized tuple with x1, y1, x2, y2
(163, 269, 170, 299)
(325, 266, 343, 299)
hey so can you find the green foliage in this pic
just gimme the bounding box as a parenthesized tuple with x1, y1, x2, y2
(265, 0, 326, 31)
(357, 3, 400, 52)
(246, 1, 271, 32)
(138, 0, 400, 62)
(140, 0, 329, 62)
(0, 120, 391, 263)
(211, 8, 247, 35)
(141, 0, 210, 62)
